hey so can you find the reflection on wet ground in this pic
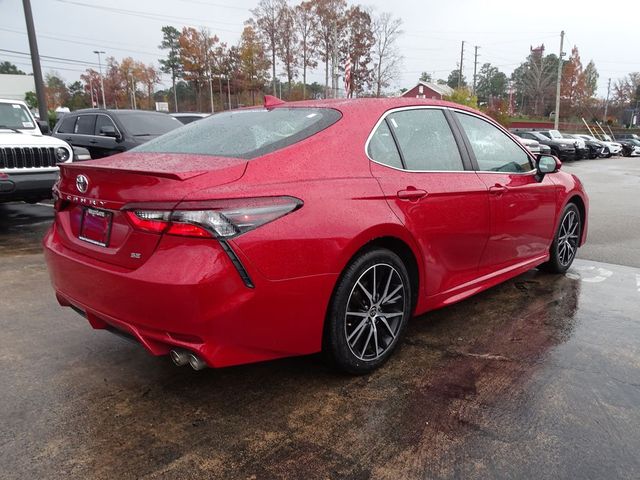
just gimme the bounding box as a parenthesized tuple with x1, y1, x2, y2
(1, 201, 639, 479)
(0, 202, 53, 255)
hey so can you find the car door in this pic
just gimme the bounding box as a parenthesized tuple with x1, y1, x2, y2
(368, 107, 491, 297)
(71, 114, 97, 156)
(93, 114, 123, 158)
(453, 111, 557, 274)
(54, 114, 78, 146)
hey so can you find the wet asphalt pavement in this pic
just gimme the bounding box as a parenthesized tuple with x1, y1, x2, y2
(1, 157, 640, 479)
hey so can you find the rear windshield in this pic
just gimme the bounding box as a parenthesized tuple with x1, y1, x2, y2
(133, 108, 342, 159)
(118, 113, 182, 136)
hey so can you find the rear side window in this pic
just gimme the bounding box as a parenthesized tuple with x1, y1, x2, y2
(456, 113, 532, 173)
(134, 108, 341, 159)
(75, 115, 96, 135)
(367, 120, 402, 169)
(57, 115, 76, 133)
(386, 109, 464, 171)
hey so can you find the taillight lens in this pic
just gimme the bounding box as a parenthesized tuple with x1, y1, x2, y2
(125, 196, 302, 239)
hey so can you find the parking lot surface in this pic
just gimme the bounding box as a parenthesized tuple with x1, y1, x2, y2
(1, 157, 639, 479)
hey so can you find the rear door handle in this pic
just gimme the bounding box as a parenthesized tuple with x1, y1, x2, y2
(489, 184, 508, 195)
(64, 137, 72, 141)
(397, 188, 428, 201)
(89, 140, 98, 144)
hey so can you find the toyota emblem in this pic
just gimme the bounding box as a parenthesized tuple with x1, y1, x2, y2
(76, 174, 89, 193)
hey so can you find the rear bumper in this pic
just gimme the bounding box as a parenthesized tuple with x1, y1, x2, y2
(43, 223, 336, 368)
(0, 170, 57, 201)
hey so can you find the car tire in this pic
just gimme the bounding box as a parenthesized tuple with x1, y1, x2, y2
(539, 203, 581, 274)
(323, 248, 412, 374)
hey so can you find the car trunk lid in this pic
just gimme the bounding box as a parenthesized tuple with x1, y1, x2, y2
(54, 152, 247, 269)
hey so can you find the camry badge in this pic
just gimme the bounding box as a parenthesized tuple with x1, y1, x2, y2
(76, 174, 89, 193)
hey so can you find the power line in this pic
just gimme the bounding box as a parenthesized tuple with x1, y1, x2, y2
(53, 0, 244, 33)
(0, 26, 160, 57)
(0, 48, 100, 67)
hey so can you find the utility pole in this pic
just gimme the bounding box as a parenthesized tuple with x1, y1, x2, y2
(473, 45, 479, 94)
(553, 30, 565, 130)
(603, 77, 611, 122)
(458, 41, 465, 89)
(93, 50, 106, 109)
(22, 0, 47, 122)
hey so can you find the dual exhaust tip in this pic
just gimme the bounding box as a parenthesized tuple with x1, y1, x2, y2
(170, 349, 207, 371)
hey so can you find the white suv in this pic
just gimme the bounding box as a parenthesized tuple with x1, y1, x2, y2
(0, 99, 74, 203)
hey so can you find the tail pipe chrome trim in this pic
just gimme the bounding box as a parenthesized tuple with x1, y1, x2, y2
(170, 349, 208, 370)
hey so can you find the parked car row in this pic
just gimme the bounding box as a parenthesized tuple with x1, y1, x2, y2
(510, 128, 635, 160)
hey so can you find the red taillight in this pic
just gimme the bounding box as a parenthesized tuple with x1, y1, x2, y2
(165, 222, 211, 238)
(125, 211, 172, 234)
(0, 172, 8, 180)
(124, 196, 302, 239)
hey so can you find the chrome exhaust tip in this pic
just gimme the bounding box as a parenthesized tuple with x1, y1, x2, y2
(170, 349, 190, 367)
(188, 353, 207, 371)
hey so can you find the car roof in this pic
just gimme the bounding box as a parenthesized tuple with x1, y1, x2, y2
(70, 109, 169, 116)
(267, 97, 478, 115)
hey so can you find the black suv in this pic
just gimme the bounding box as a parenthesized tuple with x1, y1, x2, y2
(512, 130, 577, 161)
(52, 109, 182, 159)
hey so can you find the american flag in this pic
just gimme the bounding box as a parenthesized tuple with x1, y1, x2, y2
(344, 56, 352, 98)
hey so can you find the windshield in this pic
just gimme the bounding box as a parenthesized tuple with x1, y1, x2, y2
(549, 130, 563, 139)
(118, 113, 182, 136)
(134, 108, 342, 159)
(0, 102, 35, 130)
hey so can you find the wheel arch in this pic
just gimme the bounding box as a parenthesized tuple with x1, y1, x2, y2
(331, 226, 425, 316)
(566, 194, 587, 246)
(321, 230, 424, 354)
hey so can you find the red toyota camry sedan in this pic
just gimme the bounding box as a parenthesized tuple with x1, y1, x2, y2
(44, 97, 588, 374)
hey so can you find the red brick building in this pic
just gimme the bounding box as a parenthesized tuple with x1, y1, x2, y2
(402, 81, 453, 100)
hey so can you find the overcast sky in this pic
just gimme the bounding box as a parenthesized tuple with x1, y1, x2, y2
(1, 0, 638, 98)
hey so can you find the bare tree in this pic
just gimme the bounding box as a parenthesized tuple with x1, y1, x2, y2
(371, 12, 403, 97)
(277, 3, 298, 97)
(341, 6, 374, 96)
(251, 0, 286, 96)
(294, 1, 318, 99)
(313, 0, 346, 98)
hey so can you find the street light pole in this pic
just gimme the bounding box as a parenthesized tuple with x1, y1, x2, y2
(553, 30, 565, 130)
(22, 0, 48, 122)
(93, 50, 106, 109)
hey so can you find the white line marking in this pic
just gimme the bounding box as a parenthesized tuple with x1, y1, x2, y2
(565, 265, 613, 283)
(35, 203, 54, 208)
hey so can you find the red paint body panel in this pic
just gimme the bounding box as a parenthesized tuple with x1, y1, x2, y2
(43, 97, 589, 368)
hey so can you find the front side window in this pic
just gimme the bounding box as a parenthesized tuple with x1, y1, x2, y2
(386, 109, 464, 171)
(95, 115, 117, 135)
(367, 120, 402, 169)
(0, 102, 35, 130)
(457, 113, 532, 173)
(134, 108, 341, 159)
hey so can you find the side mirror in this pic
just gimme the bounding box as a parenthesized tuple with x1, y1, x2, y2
(100, 125, 119, 138)
(535, 154, 559, 181)
(37, 120, 50, 135)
